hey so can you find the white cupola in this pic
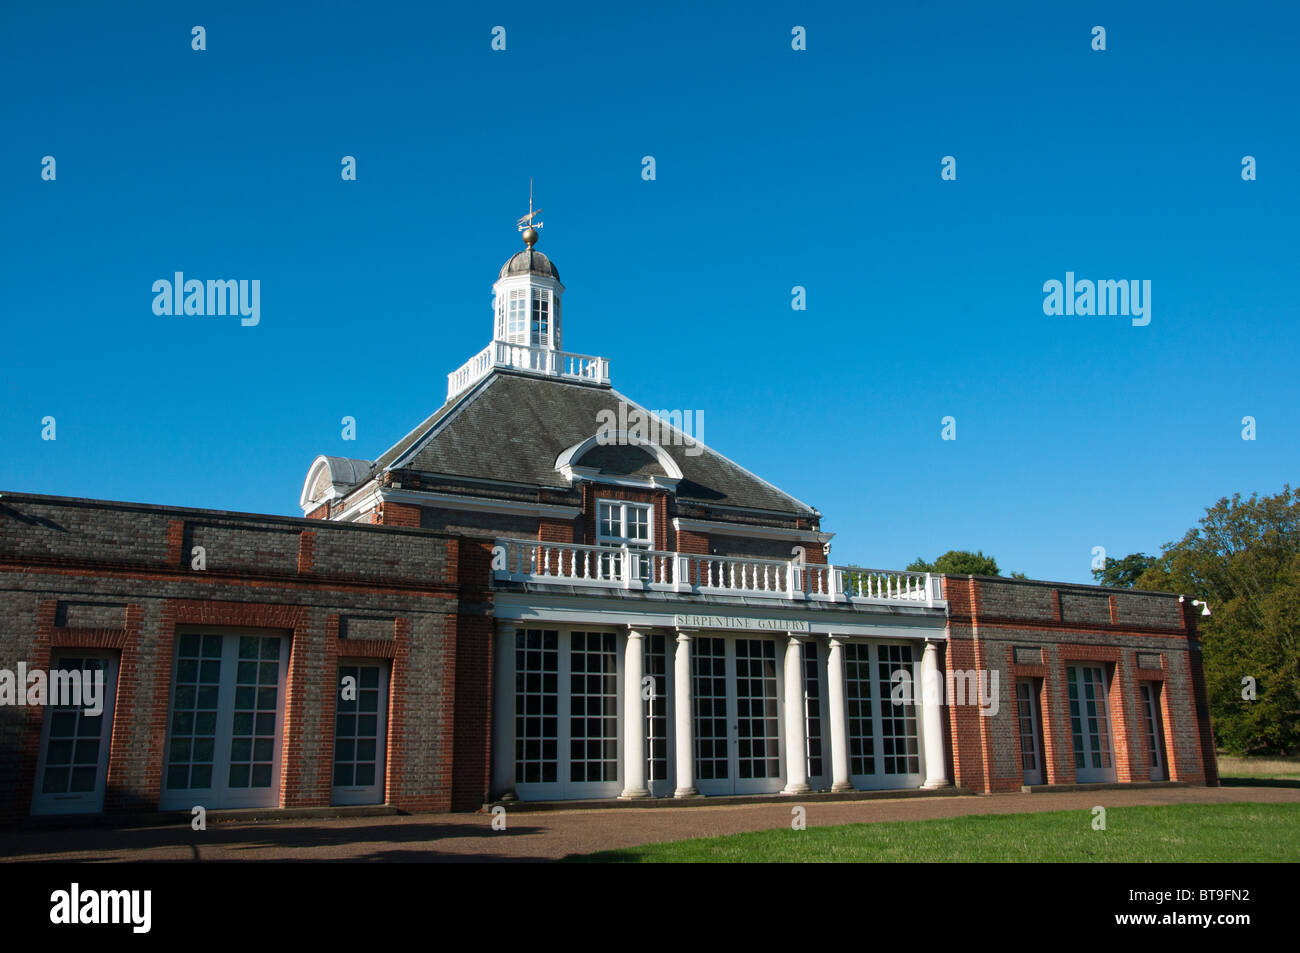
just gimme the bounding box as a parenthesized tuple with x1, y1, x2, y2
(492, 223, 564, 351)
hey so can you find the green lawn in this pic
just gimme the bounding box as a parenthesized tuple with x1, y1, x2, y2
(1218, 754, 1300, 781)
(565, 803, 1300, 863)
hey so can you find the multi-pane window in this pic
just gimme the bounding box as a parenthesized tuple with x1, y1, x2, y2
(33, 657, 115, 816)
(515, 629, 559, 784)
(596, 500, 653, 581)
(569, 632, 618, 783)
(877, 644, 920, 775)
(844, 643, 875, 776)
(1140, 682, 1167, 780)
(167, 634, 223, 791)
(333, 662, 389, 804)
(735, 640, 780, 780)
(803, 641, 824, 780)
(1068, 665, 1115, 780)
(645, 634, 669, 783)
(229, 635, 282, 790)
(531, 291, 550, 346)
(1016, 680, 1045, 785)
(692, 637, 729, 781)
(161, 632, 287, 810)
(507, 289, 528, 343)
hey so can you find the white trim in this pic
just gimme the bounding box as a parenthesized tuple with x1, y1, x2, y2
(556, 431, 685, 484)
(492, 591, 949, 639)
(673, 517, 832, 545)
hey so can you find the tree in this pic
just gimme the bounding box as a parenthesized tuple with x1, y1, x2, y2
(908, 550, 1000, 576)
(1092, 553, 1156, 589)
(1136, 485, 1300, 756)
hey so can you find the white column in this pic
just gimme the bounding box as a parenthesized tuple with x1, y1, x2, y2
(782, 634, 811, 794)
(621, 627, 649, 798)
(673, 629, 698, 797)
(490, 623, 518, 800)
(826, 636, 852, 792)
(921, 637, 951, 789)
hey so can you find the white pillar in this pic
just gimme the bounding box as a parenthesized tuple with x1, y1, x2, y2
(673, 629, 698, 797)
(490, 623, 517, 800)
(826, 636, 852, 792)
(921, 637, 951, 789)
(782, 635, 810, 794)
(621, 627, 649, 798)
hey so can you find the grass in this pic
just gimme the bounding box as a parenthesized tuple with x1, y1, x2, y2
(1217, 753, 1300, 781)
(565, 803, 1300, 863)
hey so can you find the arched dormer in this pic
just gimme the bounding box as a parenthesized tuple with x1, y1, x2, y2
(556, 432, 683, 491)
(299, 455, 371, 513)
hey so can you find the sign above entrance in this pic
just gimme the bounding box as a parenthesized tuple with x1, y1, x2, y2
(674, 615, 810, 633)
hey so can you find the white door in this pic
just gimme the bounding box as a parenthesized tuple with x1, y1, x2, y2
(513, 629, 622, 801)
(1017, 680, 1045, 785)
(843, 641, 925, 790)
(692, 636, 784, 796)
(1067, 665, 1117, 783)
(31, 653, 119, 815)
(332, 661, 390, 805)
(160, 631, 289, 811)
(1141, 682, 1167, 781)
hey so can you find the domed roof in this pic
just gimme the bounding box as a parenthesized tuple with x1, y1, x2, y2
(499, 247, 560, 281)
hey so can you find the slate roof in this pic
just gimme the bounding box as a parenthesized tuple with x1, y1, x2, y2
(367, 369, 816, 517)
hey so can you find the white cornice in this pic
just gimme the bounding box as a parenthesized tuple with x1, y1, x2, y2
(672, 517, 833, 545)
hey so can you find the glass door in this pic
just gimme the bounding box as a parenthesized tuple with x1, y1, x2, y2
(332, 662, 390, 805)
(31, 653, 118, 815)
(512, 628, 622, 800)
(732, 639, 781, 794)
(161, 631, 289, 811)
(1141, 682, 1167, 781)
(1016, 680, 1045, 785)
(1067, 665, 1116, 783)
(844, 642, 924, 790)
(692, 637, 785, 796)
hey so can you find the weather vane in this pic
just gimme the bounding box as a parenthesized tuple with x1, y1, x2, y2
(516, 178, 543, 247)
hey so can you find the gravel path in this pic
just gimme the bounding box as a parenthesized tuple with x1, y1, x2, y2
(3, 785, 1296, 862)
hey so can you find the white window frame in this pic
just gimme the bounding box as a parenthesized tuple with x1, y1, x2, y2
(531, 289, 550, 347)
(507, 288, 528, 344)
(31, 651, 120, 816)
(596, 498, 654, 581)
(331, 660, 390, 806)
(159, 629, 290, 812)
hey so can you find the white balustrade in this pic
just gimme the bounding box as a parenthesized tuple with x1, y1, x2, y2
(448, 341, 612, 400)
(492, 538, 945, 608)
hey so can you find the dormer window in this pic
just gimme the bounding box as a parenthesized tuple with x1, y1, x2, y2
(597, 499, 653, 581)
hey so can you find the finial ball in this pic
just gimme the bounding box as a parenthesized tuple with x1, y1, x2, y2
(521, 226, 539, 247)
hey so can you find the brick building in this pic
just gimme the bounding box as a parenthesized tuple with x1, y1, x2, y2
(0, 227, 1217, 820)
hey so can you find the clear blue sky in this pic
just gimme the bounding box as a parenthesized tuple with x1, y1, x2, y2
(2, 1, 1297, 584)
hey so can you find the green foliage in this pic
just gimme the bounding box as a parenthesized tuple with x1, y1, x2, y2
(1092, 553, 1157, 589)
(907, 550, 1000, 576)
(1136, 485, 1300, 756)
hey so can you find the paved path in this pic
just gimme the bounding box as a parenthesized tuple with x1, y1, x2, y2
(3, 786, 1296, 862)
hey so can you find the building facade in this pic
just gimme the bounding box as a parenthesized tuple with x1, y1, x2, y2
(0, 230, 1218, 821)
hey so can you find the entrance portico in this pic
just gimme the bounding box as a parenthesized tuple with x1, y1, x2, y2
(489, 592, 952, 803)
